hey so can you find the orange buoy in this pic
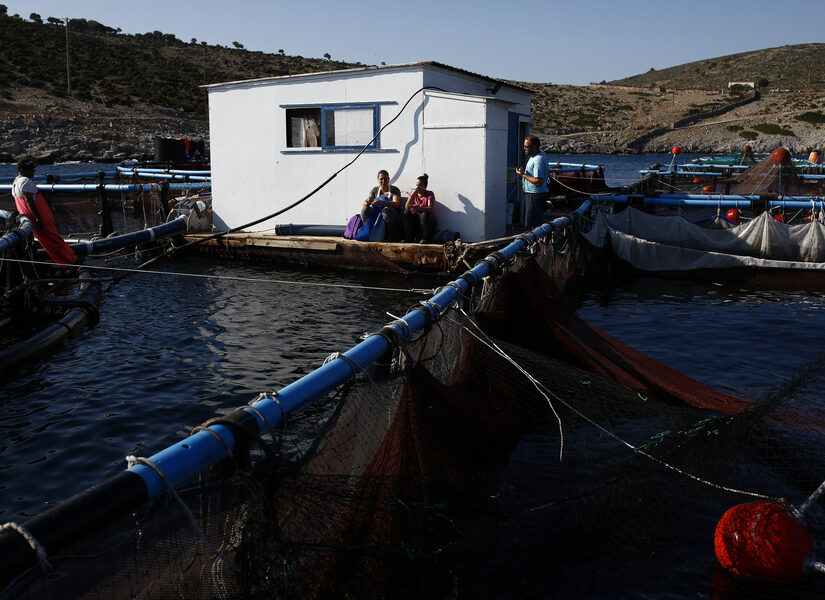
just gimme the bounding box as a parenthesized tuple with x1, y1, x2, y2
(715, 501, 813, 580)
(672, 146, 681, 155)
(743, 145, 752, 153)
(809, 151, 821, 164)
(771, 148, 791, 165)
(702, 184, 714, 194)
(726, 209, 741, 223)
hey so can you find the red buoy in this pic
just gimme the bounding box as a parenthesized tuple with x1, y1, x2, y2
(672, 146, 681, 155)
(693, 176, 702, 183)
(715, 501, 813, 580)
(726, 209, 741, 223)
(743, 145, 752, 153)
(774, 213, 785, 222)
(771, 148, 791, 165)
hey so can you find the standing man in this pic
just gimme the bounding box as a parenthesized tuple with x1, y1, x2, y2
(12, 158, 77, 264)
(515, 135, 549, 228)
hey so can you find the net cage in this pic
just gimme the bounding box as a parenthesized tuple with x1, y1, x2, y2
(46, 184, 173, 239)
(728, 154, 825, 198)
(3, 219, 825, 599)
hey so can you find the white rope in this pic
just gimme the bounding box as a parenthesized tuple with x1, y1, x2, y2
(0, 522, 52, 572)
(449, 311, 775, 503)
(0, 256, 434, 295)
(125, 455, 239, 571)
(455, 308, 565, 461)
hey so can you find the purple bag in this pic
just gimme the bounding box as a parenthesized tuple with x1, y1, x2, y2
(343, 214, 363, 239)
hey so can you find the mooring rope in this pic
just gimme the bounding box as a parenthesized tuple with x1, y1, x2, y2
(0, 256, 435, 295)
(450, 310, 777, 504)
(0, 522, 52, 572)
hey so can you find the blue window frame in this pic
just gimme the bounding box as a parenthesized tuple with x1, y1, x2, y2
(282, 102, 396, 153)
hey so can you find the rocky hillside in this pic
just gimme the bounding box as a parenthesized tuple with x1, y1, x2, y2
(2, 10, 824, 160)
(609, 44, 825, 91)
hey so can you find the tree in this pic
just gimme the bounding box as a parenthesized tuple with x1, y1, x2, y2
(29, 12, 42, 23)
(758, 78, 770, 89)
(47, 16, 61, 25)
(278, 49, 284, 55)
(0, 5, 6, 16)
(323, 52, 331, 60)
(191, 37, 197, 44)
(233, 41, 244, 49)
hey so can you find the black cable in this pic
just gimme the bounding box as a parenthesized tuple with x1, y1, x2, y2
(131, 85, 446, 275)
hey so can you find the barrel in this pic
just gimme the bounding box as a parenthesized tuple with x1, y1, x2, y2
(153, 138, 188, 163)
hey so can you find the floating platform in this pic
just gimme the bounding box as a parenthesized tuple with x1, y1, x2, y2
(180, 232, 483, 274)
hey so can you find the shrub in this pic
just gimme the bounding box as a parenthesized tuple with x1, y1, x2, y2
(752, 123, 795, 136)
(795, 111, 825, 125)
(739, 131, 759, 140)
(726, 125, 744, 132)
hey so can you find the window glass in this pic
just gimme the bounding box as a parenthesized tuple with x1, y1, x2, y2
(326, 108, 374, 147)
(284, 104, 379, 150)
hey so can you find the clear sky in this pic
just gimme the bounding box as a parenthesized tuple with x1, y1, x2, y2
(2, 0, 821, 85)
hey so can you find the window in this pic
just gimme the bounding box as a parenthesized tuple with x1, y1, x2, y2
(284, 103, 382, 151)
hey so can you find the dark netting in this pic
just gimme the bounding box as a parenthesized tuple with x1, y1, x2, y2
(4, 225, 825, 599)
(729, 154, 825, 197)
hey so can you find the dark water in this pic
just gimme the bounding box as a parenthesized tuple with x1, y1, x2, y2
(2, 158, 824, 598)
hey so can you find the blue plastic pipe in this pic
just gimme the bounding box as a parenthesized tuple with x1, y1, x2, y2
(118, 171, 211, 182)
(604, 194, 825, 209)
(0, 172, 117, 184)
(126, 201, 591, 499)
(116, 166, 211, 176)
(0, 183, 210, 192)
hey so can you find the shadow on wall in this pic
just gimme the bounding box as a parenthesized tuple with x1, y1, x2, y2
(426, 193, 484, 241)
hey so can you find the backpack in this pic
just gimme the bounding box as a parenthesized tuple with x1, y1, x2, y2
(354, 209, 381, 242)
(343, 214, 363, 239)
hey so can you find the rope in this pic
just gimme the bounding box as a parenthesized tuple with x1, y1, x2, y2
(0, 256, 434, 295)
(449, 310, 777, 503)
(125, 455, 239, 571)
(0, 522, 52, 572)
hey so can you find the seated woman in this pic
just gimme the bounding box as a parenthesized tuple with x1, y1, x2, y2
(403, 173, 437, 243)
(361, 169, 402, 241)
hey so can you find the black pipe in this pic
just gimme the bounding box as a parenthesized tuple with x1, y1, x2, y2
(0, 470, 148, 588)
(0, 270, 102, 374)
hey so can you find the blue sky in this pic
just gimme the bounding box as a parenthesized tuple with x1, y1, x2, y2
(3, 0, 821, 85)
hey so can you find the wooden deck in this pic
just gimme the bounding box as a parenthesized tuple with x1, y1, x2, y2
(180, 232, 482, 274)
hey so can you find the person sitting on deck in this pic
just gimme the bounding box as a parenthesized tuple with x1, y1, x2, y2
(403, 173, 437, 243)
(12, 158, 77, 264)
(362, 169, 402, 241)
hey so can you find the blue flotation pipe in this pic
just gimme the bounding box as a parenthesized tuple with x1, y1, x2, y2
(0, 171, 118, 184)
(0, 201, 592, 583)
(69, 215, 188, 256)
(0, 183, 211, 193)
(117, 166, 211, 176)
(603, 194, 825, 209)
(127, 201, 589, 499)
(118, 170, 211, 182)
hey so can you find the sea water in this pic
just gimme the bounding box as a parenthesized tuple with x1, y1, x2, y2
(2, 157, 824, 598)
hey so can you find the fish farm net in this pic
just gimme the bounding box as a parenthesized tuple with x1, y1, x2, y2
(3, 225, 825, 599)
(729, 153, 825, 197)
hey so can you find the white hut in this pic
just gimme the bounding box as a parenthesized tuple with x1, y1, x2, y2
(204, 62, 532, 243)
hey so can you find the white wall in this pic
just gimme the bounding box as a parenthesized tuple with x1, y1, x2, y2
(207, 65, 531, 242)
